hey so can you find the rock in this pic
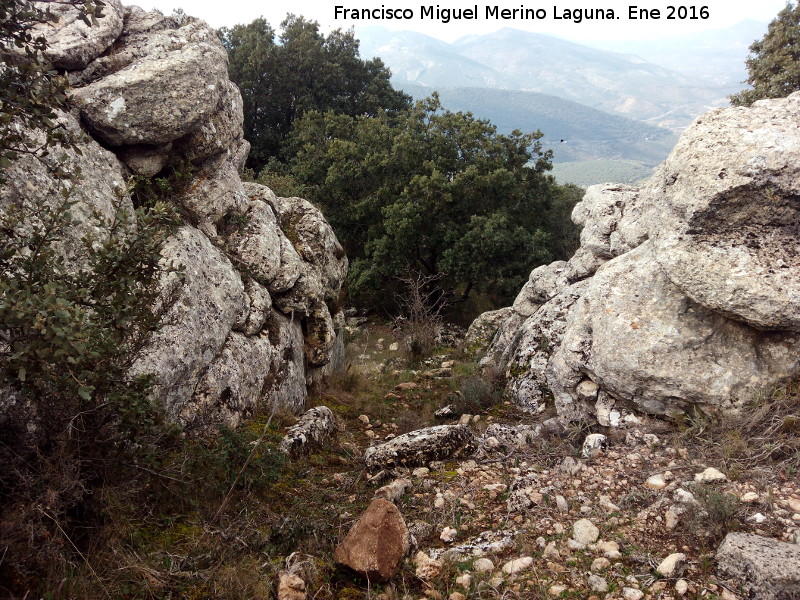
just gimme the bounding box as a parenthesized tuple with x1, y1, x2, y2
(646, 474, 668, 490)
(482, 423, 541, 449)
(622, 588, 644, 600)
(70, 11, 229, 147)
(473, 558, 495, 573)
(572, 519, 600, 546)
(644, 93, 800, 331)
(35, 0, 125, 70)
(502, 556, 533, 574)
(434, 405, 458, 419)
(665, 509, 680, 530)
(277, 571, 306, 600)
(588, 574, 609, 593)
(656, 553, 686, 578)
(364, 425, 476, 469)
(512, 261, 569, 316)
(591, 557, 611, 572)
(716, 533, 800, 600)
(596, 540, 622, 560)
(414, 551, 443, 581)
(279, 407, 336, 457)
(448, 593, 466, 600)
(582, 434, 608, 458)
(440, 527, 458, 543)
(454, 573, 472, 588)
(335, 498, 410, 582)
(396, 382, 418, 391)
(675, 579, 689, 596)
(695, 467, 727, 483)
(550, 243, 800, 418)
(741, 492, 760, 503)
(572, 183, 647, 261)
(463, 307, 515, 355)
(506, 281, 590, 414)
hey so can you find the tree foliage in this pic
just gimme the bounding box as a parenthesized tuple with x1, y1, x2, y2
(731, 1, 800, 106)
(220, 15, 411, 170)
(285, 94, 566, 308)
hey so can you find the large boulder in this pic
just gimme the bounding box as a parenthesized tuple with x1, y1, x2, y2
(645, 92, 800, 332)
(716, 533, 800, 600)
(550, 243, 800, 417)
(70, 9, 229, 146)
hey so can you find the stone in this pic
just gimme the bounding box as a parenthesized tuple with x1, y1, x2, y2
(582, 434, 608, 458)
(591, 557, 611, 572)
(573, 519, 600, 546)
(463, 307, 516, 355)
(716, 533, 800, 600)
(482, 423, 541, 449)
(646, 474, 668, 490)
(277, 571, 306, 600)
(455, 573, 472, 588)
(596, 540, 622, 560)
(644, 93, 800, 331)
(280, 407, 337, 457)
(695, 467, 727, 483)
(473, 558, 495, 573)
(364, 425, 477, 469)
(414, 551, 443, 581)
(622, 588, 644, 600)
(588, 574, 608, 593)
(35, 0, 125, 70)
(335, 498, 410, 582)
(70, 11, 229, 146)
(675, 579, 689, 596)
(502, 556, 533, 574)
(440, 527, 458, 543)
(656, 553, 686, 578)
(572, 183, 647, 261)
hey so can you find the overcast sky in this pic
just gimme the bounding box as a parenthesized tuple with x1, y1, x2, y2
(130, 0, 784, 42)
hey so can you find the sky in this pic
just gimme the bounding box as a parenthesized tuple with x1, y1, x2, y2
(130, 0, 786, 43)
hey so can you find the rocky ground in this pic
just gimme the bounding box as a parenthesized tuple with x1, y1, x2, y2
(273, 320, 800, 600)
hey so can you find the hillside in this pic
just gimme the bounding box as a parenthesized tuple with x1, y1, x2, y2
(357, 26, 734, 132)
(400, 85, 678, 166)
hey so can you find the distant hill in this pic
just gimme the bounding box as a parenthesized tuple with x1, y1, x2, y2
(400, 85, 678, 166)
(357, 26, 735, 132)
(551, 160, 655, 188)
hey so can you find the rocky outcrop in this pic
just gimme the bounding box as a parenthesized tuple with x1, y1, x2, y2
(473, 93, 800, 423)
(2, 3, 347, 426)
(716, 533, 800, 600)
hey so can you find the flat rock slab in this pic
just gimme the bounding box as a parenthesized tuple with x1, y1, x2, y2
(716, 533, 800, 600)
(280, 406, 336, 457)
(364, 424, 476, 469)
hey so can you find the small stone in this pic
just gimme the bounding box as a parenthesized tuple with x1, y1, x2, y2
(588, 574, 608, 593)
(543, 541, 560, 560)
(389, 342, 399, 351)
(413, 467, 430, 478)
(591, 557, 611, 572)
(548, 584, 568, 596)
(643, 433, 661, 447)
(747, 512, 767, 524)
(396, 382, 418, 391)
(786, 498, 800, 513)
(502, 556, 534, 574)
(656, 553, 686, 578)
(434, 495, 446, 509)
(358, 415, 370, 424)
(573, 518, 600, 545)
(556, 495, 569, 512)
(741, 492, 760, 503)
(622, 588, 644, 600)
(458, 414, 472, 425)
(455, 573, 472, 588)
(415, 551, 443, 581)
(595, 540, 622, 560)
(694, 467, 727, 483)
(675, 580, 689, 596)
(646, 474, 668, 490)
(582, 433, 608, 458)
(277, 571, 306, 600)
(441, 360, 455, 369)
(448, 594, 465, 600)
(674, 489, 696, 504)
(665, 509, 680, 530)
(473, 558, 494, 573)
(440, 526, 458, 543)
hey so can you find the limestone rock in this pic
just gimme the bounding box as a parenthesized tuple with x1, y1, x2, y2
(70, 10, 229, 146)
(364, 425, 477, 469)
(656, 553, 686, 578)
(335, 498, 410, 582)
(180, 154, 249, 227)
(512, 261, 569, 317)
(129, 226, 248, 419)
(645, 93, 800, 331)
(481, 423, 541, 449)
(463, 307, 515, 355)
(572, 183, 646, 260)
(572, 519, 600, 546)
(280, 406, 337, 457)
(414, 551, 443, 581)
(716, 533, 800, 600)
(502, 556, 533, 574)
(550, 243, 800, 418)
(35, 0, 125, 70)
(582, 433, 608, 458)
(374, 478, 412, 503)
(277, 571, 306, 600)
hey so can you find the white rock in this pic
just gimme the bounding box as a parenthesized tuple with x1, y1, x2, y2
(582, 433, 608, 458)
(622, 588, 644, 600)
(440, 527, 458, 543)
(656, 552, 686, 578)
(473, 558, 495, 573)
(675, 579, 689, 596)
(646, 474, 668, 490)
(502, 556, 533, 574)
(588, 574, 608, 592)
(572, 519, 600, 545)
(695, 467, 727, 483)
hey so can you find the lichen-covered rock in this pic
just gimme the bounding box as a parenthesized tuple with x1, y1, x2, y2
(335, 498, 410, 582)
(506, 281, 589, 414)
(364, 425, 477, 469)
(645, 92, 800, 332)
(481, 423, 541, 449)
(280, 406, 337, 457)
(180, 155, 249, 227)
(463, 307, 516, 356)
(35, 0, 125, 70)
(70, 10, 229, 146)
(716, 533, 800, 600)
(512, 262, 569, 318)
(551, 243, 800, 417)
(572, 183, 646, 260)
(0, 111, 131, 271)
(240, 278, 272, 336)
(129, 226, 248, 419)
